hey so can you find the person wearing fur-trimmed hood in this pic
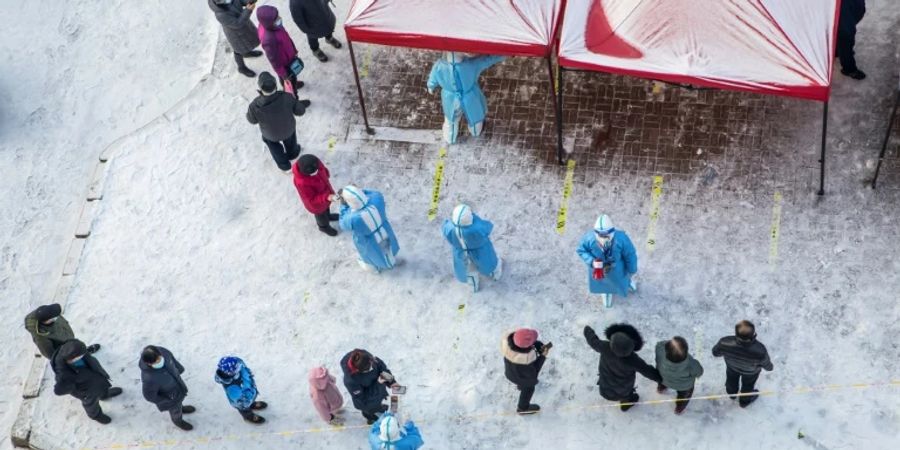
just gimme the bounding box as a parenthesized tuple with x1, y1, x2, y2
(442, 203, 502, 292)
(338, 185, 399, 272)
(576, 214, 638, 308)
(367, 412, 424, 450)
(583, 323, 662, 411)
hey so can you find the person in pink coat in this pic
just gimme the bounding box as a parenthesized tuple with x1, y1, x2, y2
(308, 366, 344, 425)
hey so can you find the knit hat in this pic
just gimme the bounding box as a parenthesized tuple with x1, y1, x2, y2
(610, 332, 634, 357)
(59, 339, 87, 361)
(379, 414, 402, 443)
(35, 303, 62, 322)
(298, 154, 320, 175)
(451, 204, 474, 226)
(217, 356, 243, 376)
(257, 72, 277, 94)
(594, 214, 615, 235)
(512, 328, 538, 348)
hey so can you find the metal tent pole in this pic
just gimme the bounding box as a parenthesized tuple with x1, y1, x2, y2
(546, 55, 564, 165)
(818, 101, 829, 196)
(556, 65, 565, 165)
(871, 89, 900, 189)
(347, 39, 375, 135)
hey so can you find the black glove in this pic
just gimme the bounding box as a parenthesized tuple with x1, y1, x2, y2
(300, 99, 311, 108)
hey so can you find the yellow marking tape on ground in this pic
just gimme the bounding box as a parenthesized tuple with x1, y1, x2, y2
(645, 176, 664, 251)
(555, 159, 577, 235)
(361, 47, 371, 78)
(327, 136, 337, 153)
(427, 147, 448, 221)
(87, 381, 899, 449)
(769, 191, 783, 267)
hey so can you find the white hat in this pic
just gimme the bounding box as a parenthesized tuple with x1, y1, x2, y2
(593, 214, 615, 235)
(340, 185, 368, 211)
(379, 415, 402, 443)
(451, 204, 474, 226)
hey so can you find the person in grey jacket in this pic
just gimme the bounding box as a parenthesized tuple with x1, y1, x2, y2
(712, 320, 773, 408)
(208, 0, 263, 77)
(247, 72, 311, 172)
(289, 0, 341, 62)
(140, 345, 196, 430)
(655, 336, 703, 414)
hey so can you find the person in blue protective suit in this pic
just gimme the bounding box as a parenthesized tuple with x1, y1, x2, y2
(576, 214, 638, 308)
(339, 185, 399, 273)
(368, 412, 424, 450)
(214, 356, 268, 424)
(441, 203, 502, 292)
(427, 52, 505, 144)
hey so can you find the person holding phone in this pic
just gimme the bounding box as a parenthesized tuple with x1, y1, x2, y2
(501, 328, 551, 415)
(256, 5, 305, 94)
(340, 349, 398, 424)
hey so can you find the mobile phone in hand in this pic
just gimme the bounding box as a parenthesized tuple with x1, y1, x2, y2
(543, 342, 553, 352)
(391, 385, 407, 395)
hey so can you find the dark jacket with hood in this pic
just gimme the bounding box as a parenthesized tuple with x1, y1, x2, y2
(712, 335, 773, 375)
(340, 350, 393, 411)
(51, 340, 111, 400)
(208, 0, 260, 55)
(140, 346, 189, 411)
(247, 91, 307, 141)
(289, 0, 336, 39)
(25, 308, 75, 358)
(584, 324, 662, 400)
(501, 332, 546, 388)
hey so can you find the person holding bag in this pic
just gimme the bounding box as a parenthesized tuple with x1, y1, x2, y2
(256, 5, 305, 95)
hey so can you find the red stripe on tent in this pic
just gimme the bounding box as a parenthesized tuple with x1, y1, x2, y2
(344, 27, 550, 57)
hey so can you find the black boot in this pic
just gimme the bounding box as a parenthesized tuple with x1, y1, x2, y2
(739, 390, 759, 408)
(182, 405, 196, 414)
(243, 412, 266, 424)
(841, 68, 866, 80)
(86, 344, 101, 354)
(516, 404, 540, 415)
(313, 49, 328, 62)
(251, 401, 268, 410)
(238, 66, 256, 78)
(319, 226, 338, 237)
(246, 50, 263, 58)
(102, 387, 123, 399)
(620, 393, 639, 412)
(174, 420, 193, 431)
(326, 37, 343, 49)
(94, 413, 112, 424)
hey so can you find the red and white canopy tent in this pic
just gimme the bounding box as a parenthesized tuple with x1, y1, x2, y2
(344, 0, 564, 134)
(557, 0, 839, 194)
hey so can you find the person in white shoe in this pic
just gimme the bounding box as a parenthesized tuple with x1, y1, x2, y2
(338, 185, 399, 273)
(576, 214, 638, 308)
(441, 204, 502, 292)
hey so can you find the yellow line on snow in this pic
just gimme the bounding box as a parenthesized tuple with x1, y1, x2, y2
(427, 147, 447, 221)
(645, 176, 664, 251)
(555, 159, 576, 235)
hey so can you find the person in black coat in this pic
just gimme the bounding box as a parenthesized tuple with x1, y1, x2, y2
(712, 320, 774, 408)
(289, 0, 342, 62)
(247, 72, 312, 172)
(140, 345, 196, 430)
(208, 0, 263, 77)
(501, 328, 551, 415)
(837, 0, 866, 80)
(51, 339, 122, 424)
(340, 349, 397, 424)
(583, 323, 662, 411)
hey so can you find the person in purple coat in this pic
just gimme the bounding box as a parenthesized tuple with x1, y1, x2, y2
(256, 5, 304, 92)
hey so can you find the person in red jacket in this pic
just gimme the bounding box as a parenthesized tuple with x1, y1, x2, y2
(293, 154, 339, 236)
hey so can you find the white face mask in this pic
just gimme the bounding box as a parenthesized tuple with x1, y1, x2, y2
(151, 357, 165, 369)
(68, 355, 85, 364)
(596, 233, 612, 246)
(275, 18, 283, 27)
(43, 317, 58, 325)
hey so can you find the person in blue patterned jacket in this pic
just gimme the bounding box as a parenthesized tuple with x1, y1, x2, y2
(215, 356, 268, 424)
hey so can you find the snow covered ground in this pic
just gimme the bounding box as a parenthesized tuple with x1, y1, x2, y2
(4, 1, 900, 449)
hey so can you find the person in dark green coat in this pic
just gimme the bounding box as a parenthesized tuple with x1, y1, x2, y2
(655, 336, 703, 414)
(24, 303, 100, 359)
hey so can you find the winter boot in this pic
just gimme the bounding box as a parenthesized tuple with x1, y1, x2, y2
(246, 50, 263, 58)
(243, 413, 266, 424)
(93, 413, 112, 424)
(656, 383, 667, 394)
(174, 420, 193, 431)
(319, 226, 338, 237)
(182, 405, 196, 414)
(739, 390, 759, 408)
(620, 394, 639, 412)
(238, 66, 257, 78)
(313, 49, 328, 62)
(251, 401, 268, 410)
(516, 404, 540, 415)
(491, 257, 503, 281)
(102, 387, 123, 399)
(326, 36, 343, 49)
(674, 399, 690, 415)
(86, 344, 101, 354)
(841, 69, 866, 80)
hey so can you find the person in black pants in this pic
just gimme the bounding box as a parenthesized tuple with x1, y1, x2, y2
(51, 340, 123, 424)
(712, 320, 774, 408)
(501, 328, 550, 414)
(208, 0, 263, 77)
(289, 0, 342, 62)
(340, 349, 398, 424)
(246, 72, 311, 172)
(583, 323, 662, 412)
(837, 0, 866, 80)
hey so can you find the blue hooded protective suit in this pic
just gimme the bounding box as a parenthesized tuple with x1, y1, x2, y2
(339, 186, 399, 272)
(442, 205, 498, 284)
(427, 53, 504, 143)
(575, 215, 638, 297)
